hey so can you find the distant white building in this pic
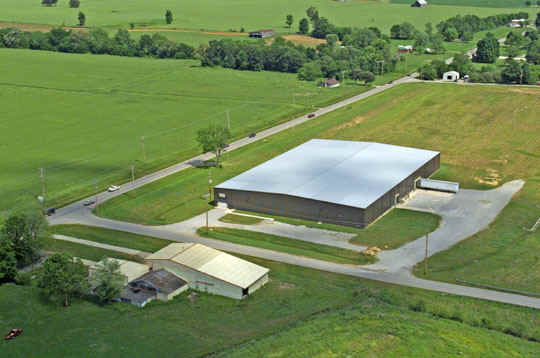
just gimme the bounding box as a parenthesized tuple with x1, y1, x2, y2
(509, 19, 526, 28)
(321, 78, 340, 88)
(443, 71, 460, 81)
(411, 0, 428, 7)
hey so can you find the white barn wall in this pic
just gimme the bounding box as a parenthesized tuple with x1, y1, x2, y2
(149, 260, 244, 300)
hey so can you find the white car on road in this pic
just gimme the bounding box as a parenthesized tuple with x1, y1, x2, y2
(107, 185, 120, 192)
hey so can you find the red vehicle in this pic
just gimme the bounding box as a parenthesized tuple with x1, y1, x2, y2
(308, 113, 316, 118)
(4, 328, 22, 340)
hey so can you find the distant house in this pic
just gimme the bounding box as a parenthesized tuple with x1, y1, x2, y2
(398, 45, 414, 53)
(443, 71, 460, 81)
(509, 19, 526, 28)
(411, 0, 427, 7)
(249, 29, 275, 38)
(321, 78, 340, 88)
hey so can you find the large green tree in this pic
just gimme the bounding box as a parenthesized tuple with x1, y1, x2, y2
(286, 15, 294, 29)
(196, 124, 231, 167)
(2, 211, 46, 268)
(165, 10, 173, 25)
(299, 18, 309, 35)
(474, 33, 499, 63)
(0, 238, 17, 283)
(37, 253, 89, 306)
(297, 62, 323, 81)
(501, 59, 522, 83)
(526, 40, 540, 64)
(91, 258, 124, 304)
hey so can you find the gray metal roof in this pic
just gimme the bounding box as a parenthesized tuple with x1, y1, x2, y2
(216, 140, 439, 209)
(147, 243, 269, 289)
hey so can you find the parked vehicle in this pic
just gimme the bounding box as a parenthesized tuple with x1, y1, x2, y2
(248, 133, 256, 138)
(308, 113, 316, 118)
(107, 185, 120, 192)
(45, 208, 55, 216)
(4, 328, 22, 341)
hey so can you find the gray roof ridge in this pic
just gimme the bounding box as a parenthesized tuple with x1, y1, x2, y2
(286, 141, 373, 198)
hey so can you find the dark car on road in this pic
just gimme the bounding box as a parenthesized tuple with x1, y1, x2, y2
(308, 113, 316, 118)
(248, 133, 256, 138)
(45, 208, 55, 216)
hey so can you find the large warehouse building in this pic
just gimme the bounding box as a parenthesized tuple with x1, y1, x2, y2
(214, 140, 440, 228)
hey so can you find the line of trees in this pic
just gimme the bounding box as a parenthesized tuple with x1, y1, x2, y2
(0, 27, 196, 59)
(201, 25, 396, 81)
(436, 12, 529, 42)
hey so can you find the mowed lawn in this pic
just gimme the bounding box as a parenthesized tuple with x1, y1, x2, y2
(1, 253, 538, 357)
(0, 49, 366, 211)
(100, 83, 540, 291)
(1, 0, 534, 31)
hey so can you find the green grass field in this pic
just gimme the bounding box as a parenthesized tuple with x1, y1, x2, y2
(1, 253, 538, 357)
(1, 0, 534, 31)
(0, 49, 368, 212)
(50, 225, 171, 253)
(218, 213, 264, 225)
(234, 209, 440, 249)
(100, 83, 540, 292)
(42, 236, 143, 262)
(220, 305, 539, 357)
(197, 227, 375, 265)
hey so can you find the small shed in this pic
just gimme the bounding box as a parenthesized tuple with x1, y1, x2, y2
(146, 243, 269, 300)
(322, 78, 340, 88)
(120, 269, 188, 307)
(249, 29, 275, 38)
(411, 0, 427, 7)
(443, 71, 460, 81)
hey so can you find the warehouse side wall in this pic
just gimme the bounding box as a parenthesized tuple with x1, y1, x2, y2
(214, 188, 366, 228)
(364, 153, 440, 225)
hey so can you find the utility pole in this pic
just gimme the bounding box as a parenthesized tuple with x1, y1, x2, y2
(226, 110, 230, 130)
(424, 232, 429, 275)
(131, 165, 135, 185)
(94, 178, 99, 214)
(376, 60, 385, 76)
(342, 70, 346, 85)
(40, 168, 46, 202)
(141, 136, 146, 162)
(206, 171, 213, 232)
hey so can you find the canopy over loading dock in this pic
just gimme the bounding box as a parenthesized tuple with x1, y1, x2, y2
(215, 140, 440, 228)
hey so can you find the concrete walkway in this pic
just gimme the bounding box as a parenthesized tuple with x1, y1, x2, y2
(53, 234, 151, 258)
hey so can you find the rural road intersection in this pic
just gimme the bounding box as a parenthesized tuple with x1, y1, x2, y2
(47, 73, 540, 309)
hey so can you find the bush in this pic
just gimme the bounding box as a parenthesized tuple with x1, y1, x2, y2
(409, 300, 426, 312)
(15, 271, 33, 286)
(69, 0, 80, 9)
